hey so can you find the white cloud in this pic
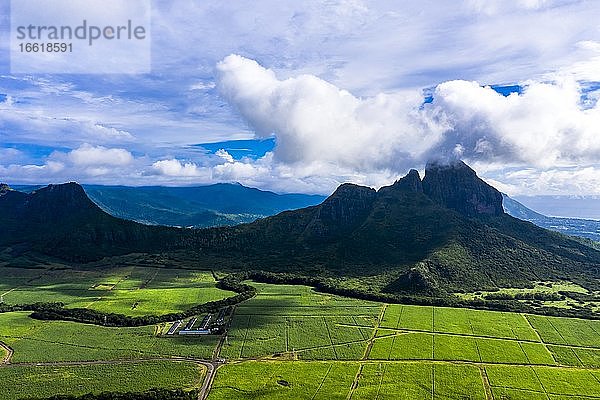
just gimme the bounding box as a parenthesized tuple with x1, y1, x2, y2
(465, 0, 556, 15)
(3, 2, 600, 196)
(487, 166, 600, 196)
(215, 149, 234, 163)
(0, 90, 136, 146)
(190, 81, 216, 91)
(151, 0, 600, 92)
(0, 160, 65, 183)
(426, 78, 600, 167)
(0, 145, 136, 183)
(213, 55, 600, 194)
(151, 159, 205, 177)
(554, 40, 600, 82)
(216, 54, 444, 172)
(67, 144, 134, 167)
(0, 148, 22, 163)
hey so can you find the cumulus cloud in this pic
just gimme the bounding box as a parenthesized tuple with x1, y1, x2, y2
(1, 144, 136, 184)
(486, 166, 600, 196)
(216, 54, 444, 172)
(212, 54, 600, 194)
(151, 159, 206, 177)
(4, 1, 600, 196)
(67, 144, 134, 167)
(215, 149, 234, 163)
(7, 54, 598, 196)
(427, 78, 600, 167)
(0, 148, 23, 164)
(216, 55, 600, 171)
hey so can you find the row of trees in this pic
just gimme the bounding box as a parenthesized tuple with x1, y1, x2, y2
(0, 302, 65, 313)
(483, 292, 565, 301)
(24, 389, 198, 400)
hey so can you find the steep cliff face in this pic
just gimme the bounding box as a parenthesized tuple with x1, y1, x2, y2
(18, 183, 98, 223)
(422, 160, 504, 217)
(303, 183, 377, 240)
(316, 184, 377, 224)
(0, 184, 27, 209)
(379, 169, 423, 194)
(0, 183, 12, 195)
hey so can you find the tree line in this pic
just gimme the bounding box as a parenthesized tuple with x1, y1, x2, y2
(23, 389, 198, 400)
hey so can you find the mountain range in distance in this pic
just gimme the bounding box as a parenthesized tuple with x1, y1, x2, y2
(10, 183, 325, 228)
(513, 195, 600, 220)
(84, 183, 325, 228)
(2, 160, 599, 300)
(11, 178, 599, 243)
(83, 186, 600, 243)
(502, 195, 600, 242)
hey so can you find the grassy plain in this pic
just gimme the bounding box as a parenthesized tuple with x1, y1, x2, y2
(209, 361, 600, 400)
(211, 282, 600, 399)
(220, 283, 379, 360)
(219, 283, 600, 367)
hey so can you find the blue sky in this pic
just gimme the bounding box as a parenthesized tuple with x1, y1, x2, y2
(1, 0, 599, 195)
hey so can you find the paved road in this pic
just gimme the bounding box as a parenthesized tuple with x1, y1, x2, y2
(199, 360, 224, 400)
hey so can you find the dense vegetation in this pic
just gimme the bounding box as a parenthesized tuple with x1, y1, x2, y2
(25, 389, 199, 400)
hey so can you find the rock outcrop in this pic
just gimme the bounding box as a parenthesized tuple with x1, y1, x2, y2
(379, 169, 423, 194)
(422, 160, 504, 217)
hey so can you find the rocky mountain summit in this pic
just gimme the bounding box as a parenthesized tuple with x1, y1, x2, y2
(422, 160, 504, 217)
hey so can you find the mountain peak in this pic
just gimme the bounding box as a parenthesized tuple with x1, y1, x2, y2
(380, 169, 423, 194)
(422, 160, 503, 217)
(303, 183, 376, 240)
(32, 182, 90, 204)
(317, 183, 377, 222)
(17, 182, 100, 224)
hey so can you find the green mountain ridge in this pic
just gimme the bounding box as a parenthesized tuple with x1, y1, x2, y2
(199, 162, 599, 293)
(1, 161, 599, 296)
